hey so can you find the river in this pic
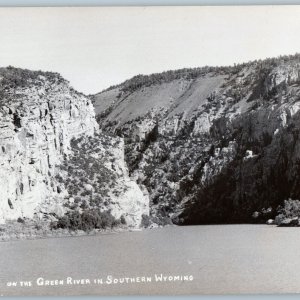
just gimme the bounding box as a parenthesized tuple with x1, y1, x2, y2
(1, 225, 300, 296)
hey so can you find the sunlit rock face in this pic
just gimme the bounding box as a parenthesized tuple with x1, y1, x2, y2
(93, 55, 300, 224)
(0, 68, 98, 223)
(0, 67, 149, 227)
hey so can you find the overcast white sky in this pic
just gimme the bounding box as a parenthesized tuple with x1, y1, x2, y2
(0, 6, 300, 94)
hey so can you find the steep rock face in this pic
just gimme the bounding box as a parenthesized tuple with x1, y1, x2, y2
(93, 54, 300, 224)
(0, 67, 149, 227)
(0, 68, 98, 223)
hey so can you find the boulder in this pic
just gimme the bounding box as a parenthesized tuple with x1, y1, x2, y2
(279, 218, 292, 226)
(277, 217, 299, 227)
(149, 223, 159, 229)
(51, 204, 65, 218)
(275, 214, 284, 225)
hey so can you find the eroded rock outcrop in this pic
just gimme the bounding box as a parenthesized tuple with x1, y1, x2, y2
(0, 68, 98, 222)
(0, 67, 149, 227)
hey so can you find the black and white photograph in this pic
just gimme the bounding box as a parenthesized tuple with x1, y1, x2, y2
(1, 5, 300, 296)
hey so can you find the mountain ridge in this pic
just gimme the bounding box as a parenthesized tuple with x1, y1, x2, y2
(93, 53, 300, 224)
(94, 53, 300, 95)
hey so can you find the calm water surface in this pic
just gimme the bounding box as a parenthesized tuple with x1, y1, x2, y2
(1, 225, 300, 296)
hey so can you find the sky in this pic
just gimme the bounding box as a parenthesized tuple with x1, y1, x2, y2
(0, 6, 300, 94)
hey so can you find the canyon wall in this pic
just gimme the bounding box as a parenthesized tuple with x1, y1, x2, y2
(0, 67, 149, 227)
(93, 55, 300, 224)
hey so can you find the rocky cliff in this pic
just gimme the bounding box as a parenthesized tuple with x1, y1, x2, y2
(93, 54, 300, 224)
(0, 67, 148, 227)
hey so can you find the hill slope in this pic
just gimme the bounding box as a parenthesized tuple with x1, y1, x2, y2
(93, 54, 300, 224)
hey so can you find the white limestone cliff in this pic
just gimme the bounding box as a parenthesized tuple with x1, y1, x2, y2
(0, 73, 98, 223)
(0, 69, 149, 227)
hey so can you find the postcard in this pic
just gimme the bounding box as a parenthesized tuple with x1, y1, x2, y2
(1, 5, 300, 296)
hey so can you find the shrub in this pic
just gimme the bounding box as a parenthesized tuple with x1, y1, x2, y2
(90, 195, 102, 207)
(98, 210, 120, 228)
(55, 174, 64, 183)
(80, 211, 100, 231)
(80, 200, 88, 209)
(80, 190, 91, 197)
(68, 211, 82, 229)
(34, 223, 43, 230)
(160, 216, 173, 226)
(17, 217, 25, 223)
(277, 199, 300, 219)
(74, 197, 81, 203)
(141, 214, 151, 228)
(69, 203, 78, 210)
(56, 215, 71, 229)
(120, 215, 126, 225)
(54, 209, 121, 232)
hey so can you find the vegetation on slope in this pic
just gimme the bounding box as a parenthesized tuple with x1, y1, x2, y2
(95, 52, 300, 225)
(100, 53, 300, 95)
(0, 66, 63, 90)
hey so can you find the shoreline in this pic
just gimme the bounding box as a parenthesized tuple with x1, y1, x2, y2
(0, 219, 130, 243)
(0, 221, 281, 243)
